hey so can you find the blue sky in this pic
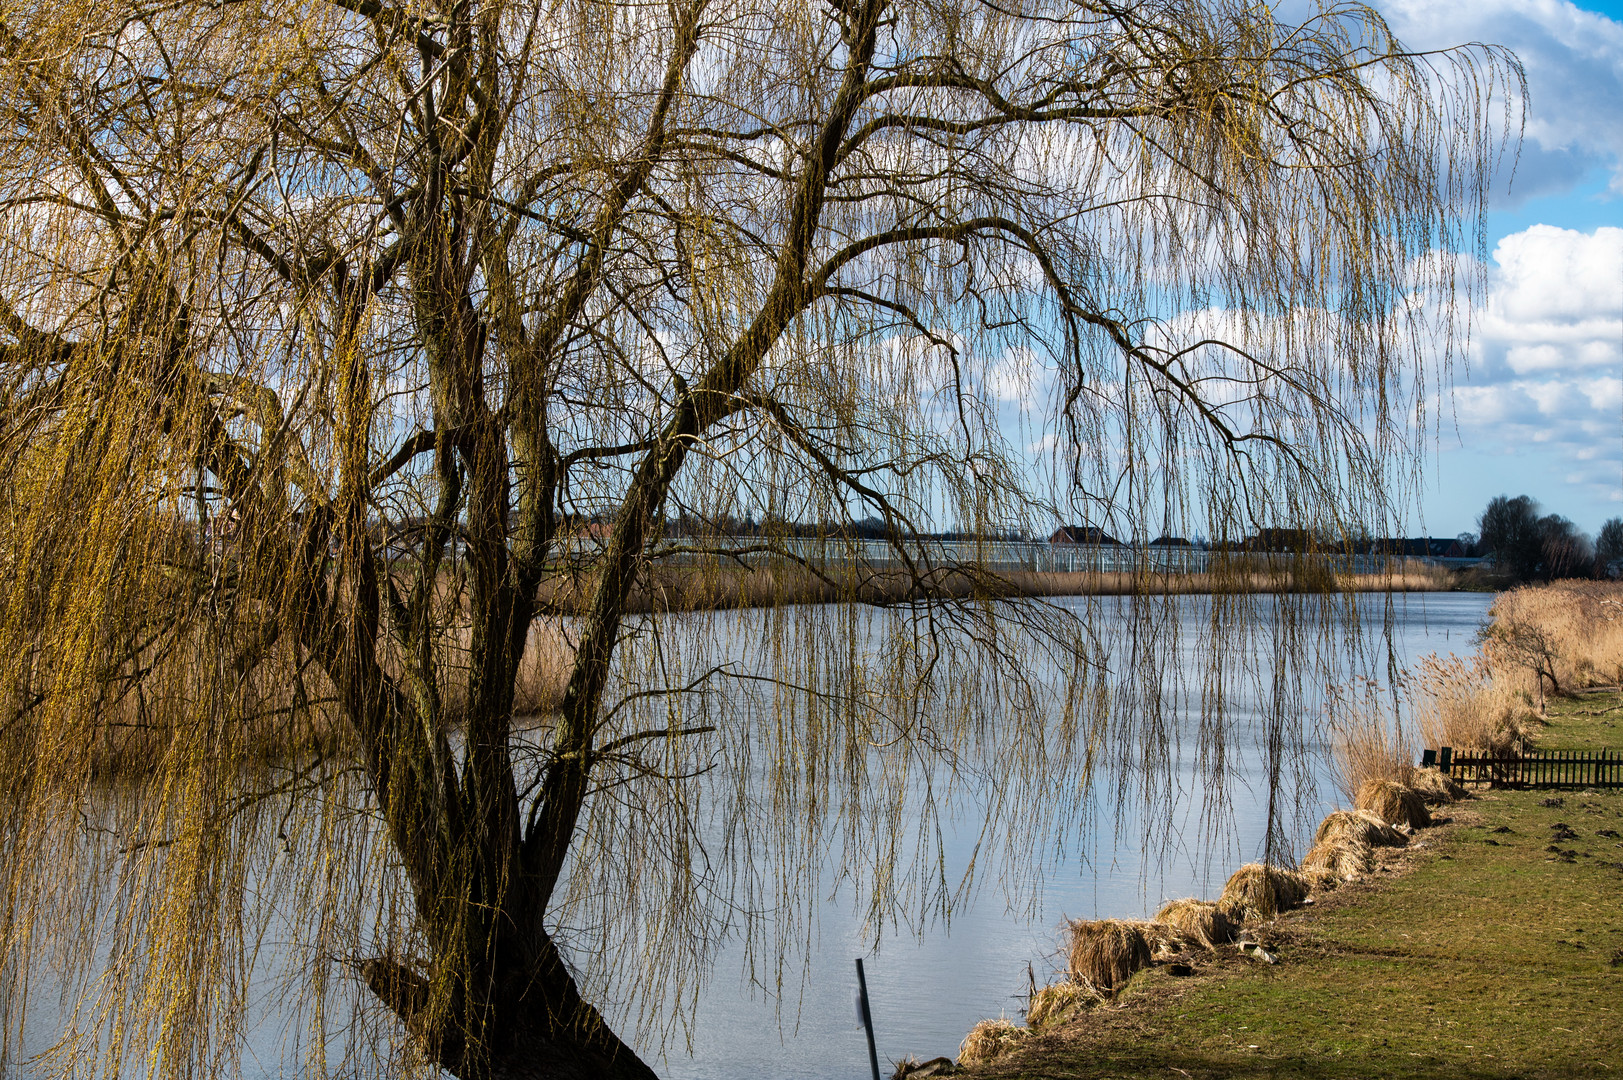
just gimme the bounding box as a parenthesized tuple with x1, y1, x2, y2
(1388, 0, 1623, 538)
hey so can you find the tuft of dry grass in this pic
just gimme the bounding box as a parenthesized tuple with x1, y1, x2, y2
(1136, 920, 1194, 957)
(1217, 863, 1311, 923)
(1355, 778, 1431, 829)
(1065, 918, 1154, 992)
(1408, 765, 1468, 805)
(1298, 865, 1339, 893)
(1326, 679, 1418, 801)
(1153, 899, 1235, 948)
(1300, 837, 1374, 886)
(1026, 980, 1104, 1028)
(958, 1019, 1027, 1065)
(1313, 809, 1410, 849)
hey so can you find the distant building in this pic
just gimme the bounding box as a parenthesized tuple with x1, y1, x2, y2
(1148, 535, 1193, 548)
(1242, 528, 1316, 554)
(1050, 525, 1120, 546)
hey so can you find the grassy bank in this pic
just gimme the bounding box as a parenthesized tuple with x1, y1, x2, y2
(962, 691, 1623, 1079)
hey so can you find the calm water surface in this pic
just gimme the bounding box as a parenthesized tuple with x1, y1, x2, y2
(10, 592, 1492, 1079)
(641, 591, 1492, 1079)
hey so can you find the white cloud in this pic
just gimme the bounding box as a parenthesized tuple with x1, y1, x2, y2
(1382, 0, 1623, 195)
(1469, 225, 1623, 383)
(983, 345, 1051, 406)
(1436, 223, 1622, 511)
(1488, 224, 1623, 325)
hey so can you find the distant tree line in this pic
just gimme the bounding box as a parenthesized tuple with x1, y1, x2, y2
(1468, 495, 1623, 582)
(660, 513, 1027, 543)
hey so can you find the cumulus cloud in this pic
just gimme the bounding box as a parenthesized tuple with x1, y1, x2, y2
(1440, 224, 1623, 503)
(1382, 0, 1623, 196)
(1487, 224, 1623, 329)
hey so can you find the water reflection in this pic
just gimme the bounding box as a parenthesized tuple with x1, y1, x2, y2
(8, 592, 1491, 1080)
(643, 591, 1491, 1079)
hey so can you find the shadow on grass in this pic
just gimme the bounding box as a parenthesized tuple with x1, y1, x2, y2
(983, 1045, 1602, 1080)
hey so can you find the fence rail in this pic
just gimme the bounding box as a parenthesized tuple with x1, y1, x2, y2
(1425, 746, 1623, 789)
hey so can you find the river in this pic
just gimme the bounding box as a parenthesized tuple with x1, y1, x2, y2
(636, 590, 1493, 1079)
(7, 590, 1493, 1079)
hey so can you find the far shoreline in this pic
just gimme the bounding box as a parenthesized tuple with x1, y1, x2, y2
(537, 560, 1466, 615)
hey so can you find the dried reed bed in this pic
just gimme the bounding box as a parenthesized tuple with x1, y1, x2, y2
(537, 556, 1456, 615)
(1011, 565, 1454, 597)
(430, 621, 574, 722)
(1153, 899, 1236, 948)
(1314, 809, 1409, 848)
(1217, 863, 1311, 923)
(1355, 778, 1431, 829)
(1321, 585, 1623, 797)
(1327, 679, 1420, 802)
(53, 633, 349, 781)
(539, 562, 1042, 612)
(1410, 654, 1539, 757)
(43, 614, 576, 779)
(1394, 583, 1623, 770)
(1343, 561, 1457, 593)
(1485, 582, 1623, 695)
(1065, 918, 1153, 991)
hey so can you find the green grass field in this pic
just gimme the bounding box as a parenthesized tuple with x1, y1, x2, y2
(972, 693, 1623, 1079)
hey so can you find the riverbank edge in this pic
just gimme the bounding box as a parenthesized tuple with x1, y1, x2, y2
(955, 690, 1623, 1079)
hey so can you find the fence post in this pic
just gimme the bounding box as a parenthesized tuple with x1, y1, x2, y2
(1422, 749, 1437, 769)
(1439, 746, 1453, 776)
(855, 958, 880, 1080)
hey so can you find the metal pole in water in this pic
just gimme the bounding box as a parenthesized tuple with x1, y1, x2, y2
(855, 958, 881, 1080)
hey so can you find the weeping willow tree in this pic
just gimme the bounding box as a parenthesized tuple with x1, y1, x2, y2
(0, 0, 1514, 1076)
